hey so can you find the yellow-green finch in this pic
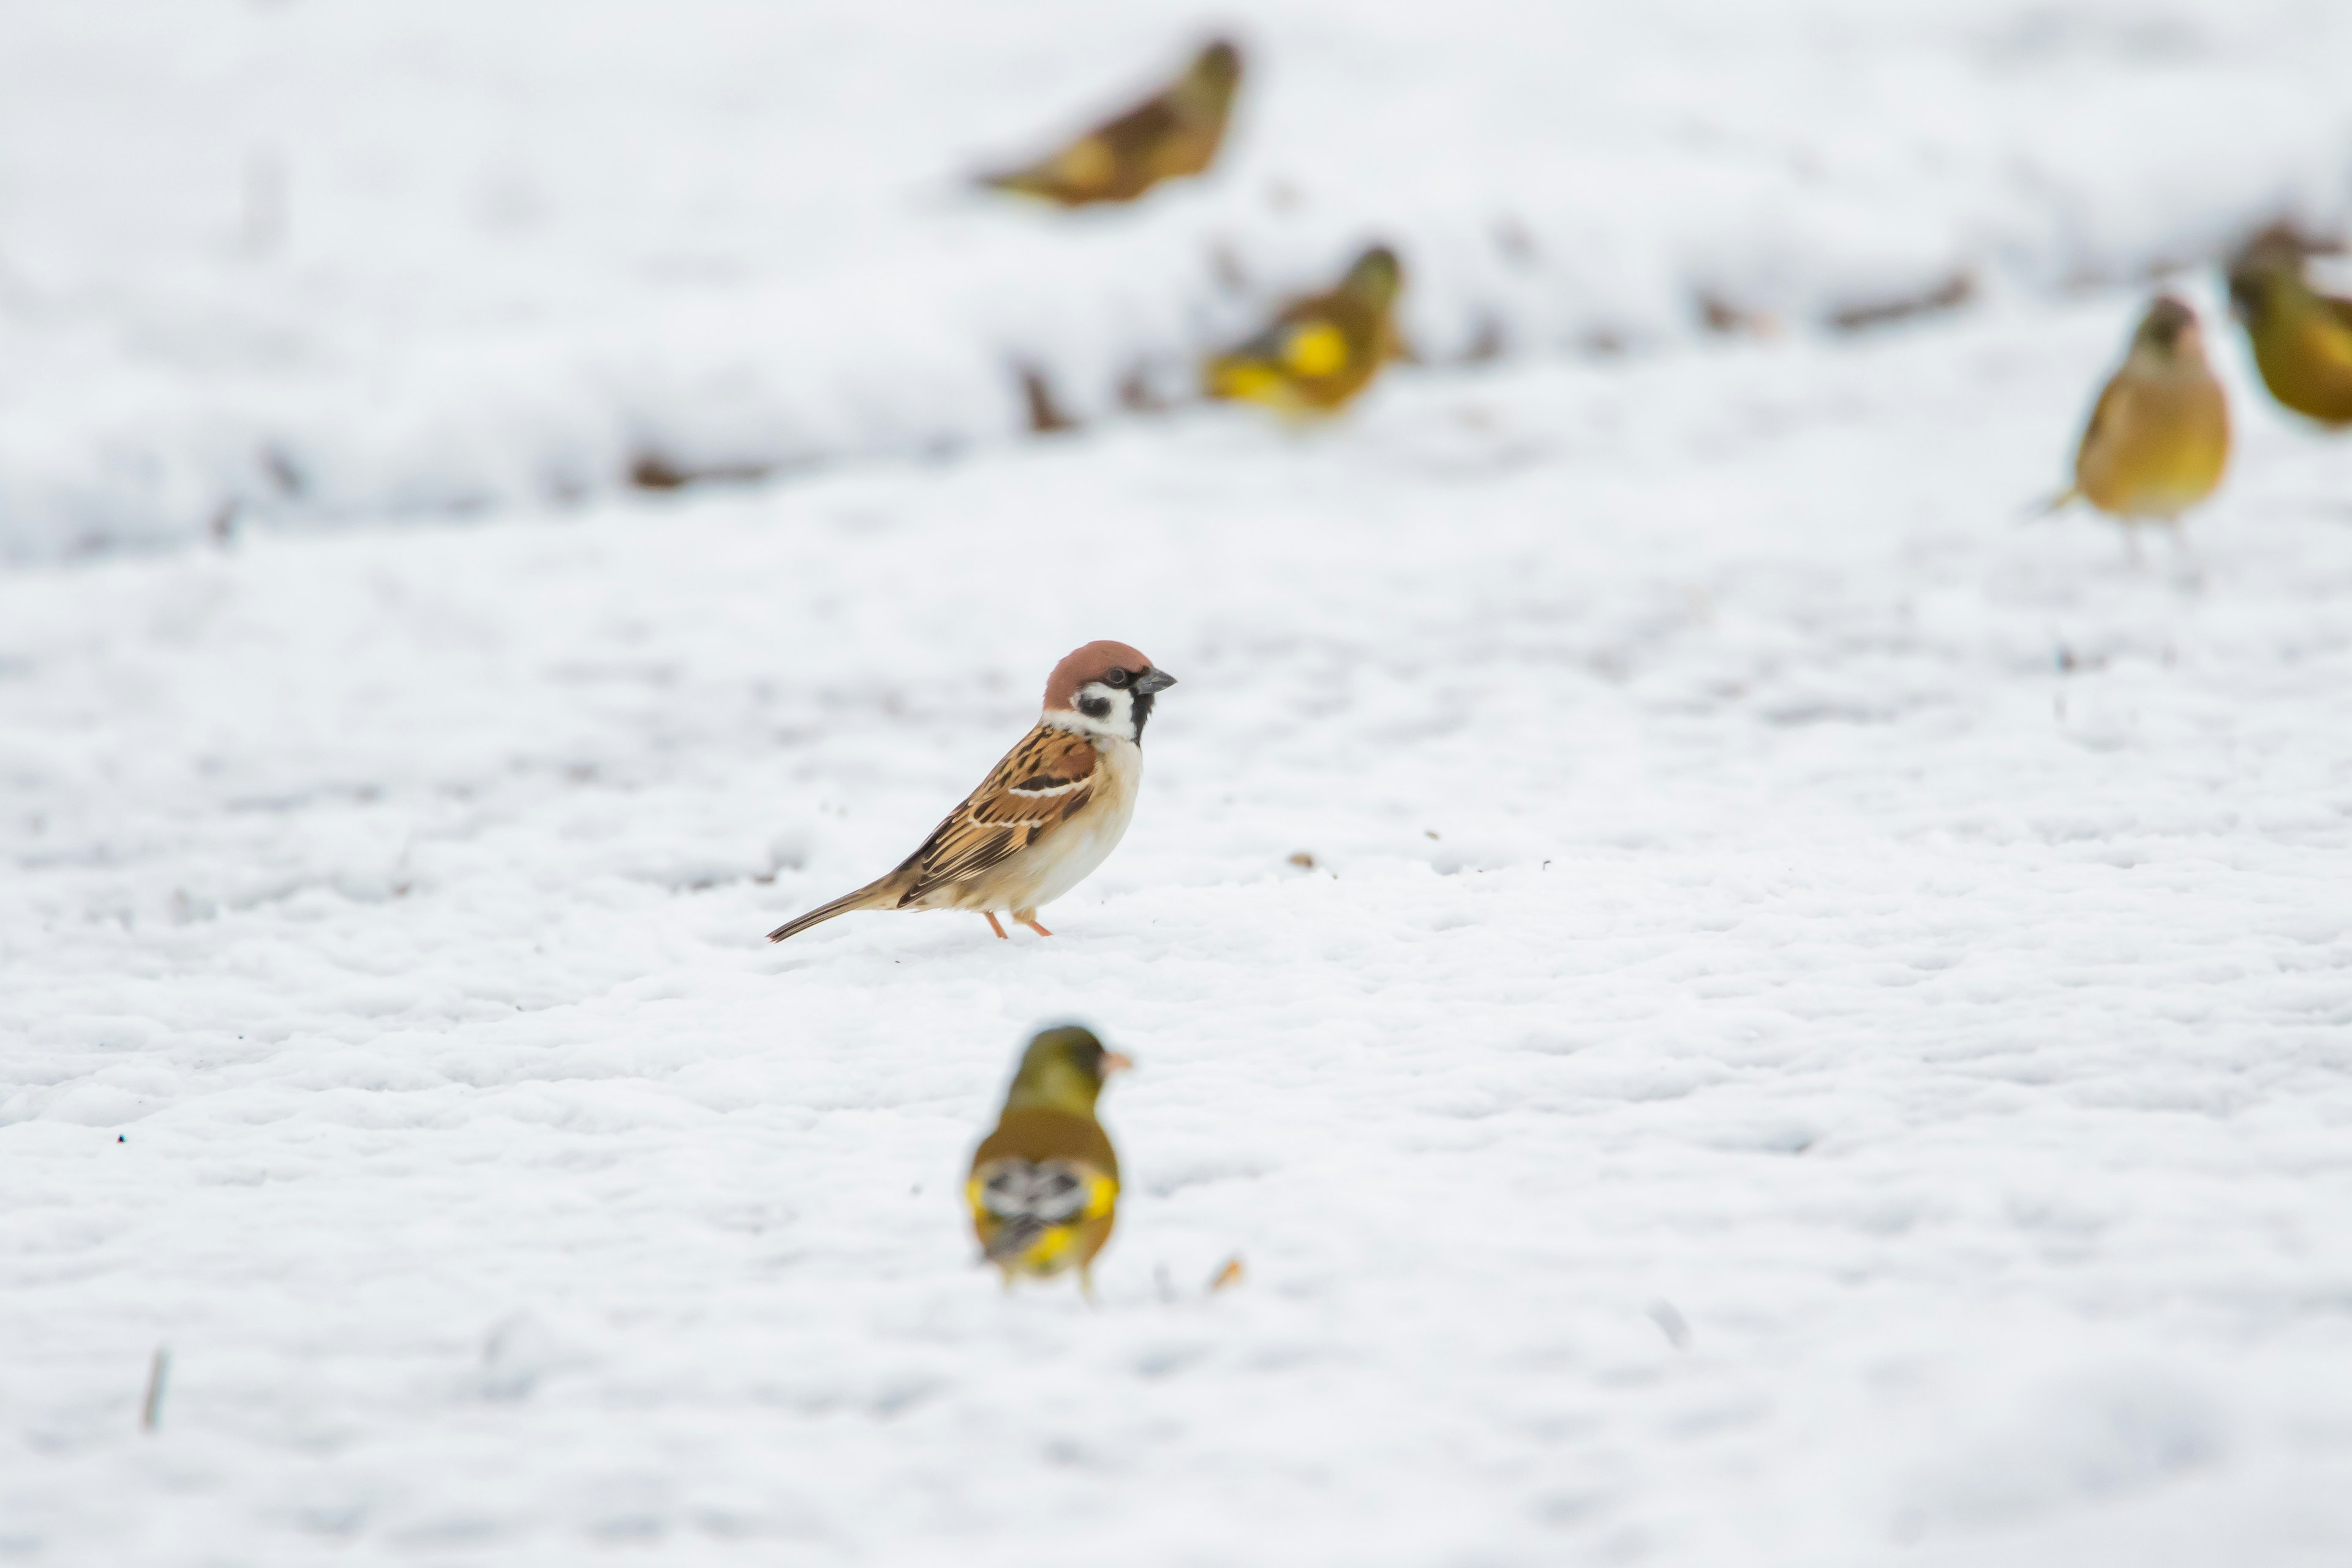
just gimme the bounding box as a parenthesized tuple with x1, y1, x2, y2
(979, 40, 1242, 208)
(2228, 227, 2352, 427)
(2054, 295, 2230, 523)
(1204, 244, 1404, 416)
(967, 1026, 1129, 1295)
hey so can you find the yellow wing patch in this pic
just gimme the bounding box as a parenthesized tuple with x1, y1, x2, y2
(967, 1159, 1118, 1278)
(1282, 320, 1350, 378)
(1207, 357, 1290, 407)
(1054, 137, 1116, 191)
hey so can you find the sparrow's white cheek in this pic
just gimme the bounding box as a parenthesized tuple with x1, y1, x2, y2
(1067, 685, 1136, 737)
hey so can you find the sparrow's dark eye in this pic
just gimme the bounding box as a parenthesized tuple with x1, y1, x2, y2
(1103, 669, 1131, 689)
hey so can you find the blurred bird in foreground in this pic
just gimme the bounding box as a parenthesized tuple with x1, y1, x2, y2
(765, 641, 1175, 945)
(2049, 295, 2230, 526)
(2228, 225, 2352, 428)
(1204, 245, 1405, 417)
(968, 1025, 1129, 1295)
(979, 39, 1242, 208)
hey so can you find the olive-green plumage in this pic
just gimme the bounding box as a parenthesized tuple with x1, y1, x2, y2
(965, 1026, 1128, 1295)
(1204, 245, 1406, 417)
(2056, 294, 2230, 524)
(2229, 228, 2352, 428)
(979, 40, 1242, 208)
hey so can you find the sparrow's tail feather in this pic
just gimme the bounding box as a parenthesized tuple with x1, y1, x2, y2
(2035, 486, 2081, 518)
(765, 876, 904, 944)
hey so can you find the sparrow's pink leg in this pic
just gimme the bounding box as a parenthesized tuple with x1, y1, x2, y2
(984, 912, 1009, 940)
(1014, 910, 1054, 937)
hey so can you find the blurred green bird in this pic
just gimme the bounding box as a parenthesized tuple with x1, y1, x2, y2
(966, 1026, 1129, 1297)
(2052, 295, 2230, 524)
(2228, 225, 2352, 428)
(1204, 245, 1406, 417)
(979, 39, 1242, 208)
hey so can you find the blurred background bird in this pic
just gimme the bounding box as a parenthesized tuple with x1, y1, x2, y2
(967, 1025, 1130, 1296)
(1204, 244, 1405, 417)
(2228, 224, 2352, 428)
(2049, 294, 2230, 526)
(978, 39, 1243, 208)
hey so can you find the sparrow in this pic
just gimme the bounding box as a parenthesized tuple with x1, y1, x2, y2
(978, 39, 1243, 208)
(766, 641, 1176, 944)
(2228, 225, 2352, 428)
(2050, 295, 2230, 523)
(1204, 244, 1405, 417)
(967, 1024, 1130, 1296)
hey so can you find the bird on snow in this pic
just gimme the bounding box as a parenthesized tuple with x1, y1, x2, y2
(2228, 225, 2352, 428)
(765, 641, 1176, 944)
(978, 39, 1243, 208)
(967, 1024, 1130, 1296)
(1204, 244, 1406, 417)
(2049, 294, 2230, 526)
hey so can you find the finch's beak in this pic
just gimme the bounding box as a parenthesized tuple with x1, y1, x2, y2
(1133, 668, 1176, 695)
(1103, 1052, 1136, 1075)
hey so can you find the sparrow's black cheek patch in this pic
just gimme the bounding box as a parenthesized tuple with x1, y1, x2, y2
(1078, 695, 1114, 720)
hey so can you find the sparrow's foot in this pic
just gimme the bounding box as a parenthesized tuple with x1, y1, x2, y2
(1014, 910, 1054, 937)
(984, 912, 1009, 940)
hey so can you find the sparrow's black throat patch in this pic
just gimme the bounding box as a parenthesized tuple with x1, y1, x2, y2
(1129, 690, 1155, 737)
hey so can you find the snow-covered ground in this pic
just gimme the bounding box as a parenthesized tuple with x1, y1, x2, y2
(7, 282, 2352, 1562)
(10, 3, 2352, 1562)
(4, 0, 2352, 554)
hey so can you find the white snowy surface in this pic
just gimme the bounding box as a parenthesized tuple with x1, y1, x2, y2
(7, 287, 2352, 1564)
(4, 0, 2352, 553)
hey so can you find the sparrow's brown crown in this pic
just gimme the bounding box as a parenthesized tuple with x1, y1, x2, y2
(1043, 641, 1156, 711)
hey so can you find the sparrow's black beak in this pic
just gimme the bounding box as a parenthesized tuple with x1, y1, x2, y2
(1133, 667, 1177, 695)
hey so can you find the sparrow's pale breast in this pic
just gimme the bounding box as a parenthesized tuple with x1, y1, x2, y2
(1016, 740, 1141, 908)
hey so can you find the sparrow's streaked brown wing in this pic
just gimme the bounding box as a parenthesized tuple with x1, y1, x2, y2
(894, 725, 1099, 906)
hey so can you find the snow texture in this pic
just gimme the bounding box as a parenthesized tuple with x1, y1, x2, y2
(9, 4, 2352, 1565)
(3, 0, 2352, 554)
(7, 287, 2352, 1562)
